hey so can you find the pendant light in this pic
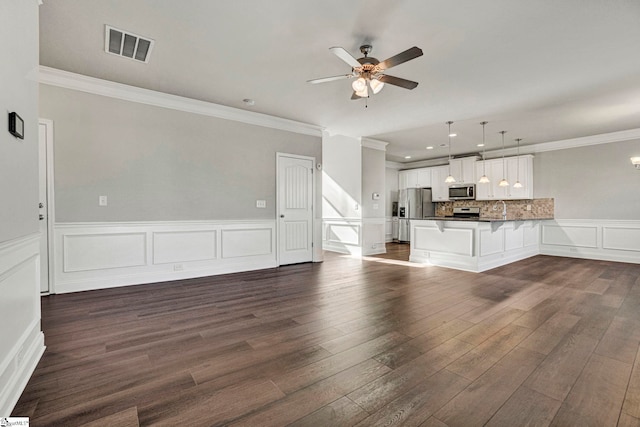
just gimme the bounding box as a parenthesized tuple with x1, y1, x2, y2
(513, 138, 523, 188)
(444, 121, 456, 183)
(498, 131, 509, 187)
(478, 121, 490, 184)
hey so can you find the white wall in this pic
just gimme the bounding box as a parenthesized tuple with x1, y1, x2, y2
(361, 147, 386, 219)
(0, 0, 45, 415)
(321, 133, 362, 219)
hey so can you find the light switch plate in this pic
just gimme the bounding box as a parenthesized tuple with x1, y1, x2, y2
(256, 200, 266, 208)
(99, 196, 107, 206)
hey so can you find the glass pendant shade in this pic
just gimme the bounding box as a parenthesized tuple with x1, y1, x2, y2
(369, 79, 384, 94)
(513, 181, 523, 188)
(499, 178, 509, 187)
(479, 175, 490, 184)
(445, 174, 456, 183)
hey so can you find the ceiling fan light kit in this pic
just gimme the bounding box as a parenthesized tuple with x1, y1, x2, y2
(308, 44, 423, 99)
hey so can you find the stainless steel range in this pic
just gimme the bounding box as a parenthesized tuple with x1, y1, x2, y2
(446, 207, 480, 219)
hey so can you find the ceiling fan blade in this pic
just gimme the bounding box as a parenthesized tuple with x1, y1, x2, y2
(330, 47, 362, 68)
(378, 74, 419, 90)
(376, 46, 423, 71)
(351, 91, 362, 100)
(307, 74, 354, 84)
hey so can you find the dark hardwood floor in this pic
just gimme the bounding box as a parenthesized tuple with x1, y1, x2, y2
(13, 243, 640, 426)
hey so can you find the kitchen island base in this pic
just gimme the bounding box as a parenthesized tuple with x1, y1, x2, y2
(409, 219, 542, 272)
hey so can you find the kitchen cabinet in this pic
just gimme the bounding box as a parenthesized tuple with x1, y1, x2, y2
(398, 170, 416, 190)
(399, 168, 432, 189)
(430, 166, 450, 201)
(476, 155, 533, 200)
(448, 157, 477, 183)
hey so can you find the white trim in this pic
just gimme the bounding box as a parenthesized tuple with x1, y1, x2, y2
(39, 66, 323, 138)
(52, 220, 278, 293)
(39, 119, 56, 294)
(361, 138, 388, 151)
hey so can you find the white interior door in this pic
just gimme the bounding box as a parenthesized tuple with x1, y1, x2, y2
(38, 121, 51, 293)
(277, 154, 314, 265)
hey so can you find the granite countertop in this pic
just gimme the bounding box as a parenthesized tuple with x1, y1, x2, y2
(421, 217, 555, 223)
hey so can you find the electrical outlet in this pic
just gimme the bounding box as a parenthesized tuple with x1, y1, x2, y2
(526, 204, 532, 211)
(173, 263, 184, 271)
(256, 200, 266, 208)
(99, 195, 108, 206)
(372, 203, 379, 210)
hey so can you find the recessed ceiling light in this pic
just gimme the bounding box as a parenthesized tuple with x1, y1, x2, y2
(448, 133, 457, 137)
(243, 98, 255, 106)
(477, 143, 485, 147)
(404, 156, 412, 159)
(426, 146, 434, 150)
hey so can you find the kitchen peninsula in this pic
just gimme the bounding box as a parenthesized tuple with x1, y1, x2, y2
(409, 199, 554, 272)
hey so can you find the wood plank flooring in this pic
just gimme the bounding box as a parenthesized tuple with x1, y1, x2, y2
(12, 244, 640, 426)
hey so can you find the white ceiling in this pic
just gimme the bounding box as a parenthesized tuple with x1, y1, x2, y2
(39, 0, 640, 163)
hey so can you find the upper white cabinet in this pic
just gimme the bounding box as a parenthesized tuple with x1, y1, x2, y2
(448, 157, 477, 183)
(416, 168, 432, 188)
(431, 166, 450, 201)
(399, 168, 432, 190)
(476, 155, 533, 200)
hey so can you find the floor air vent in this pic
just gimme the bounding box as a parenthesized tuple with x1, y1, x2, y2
(105, 25, 154, 63)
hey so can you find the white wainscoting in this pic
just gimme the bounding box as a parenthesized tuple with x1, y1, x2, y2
(0, 234, 46, 416)
(362, 218, 387, 256)
(53, 220, 277, 294)
(322, 218, 362, 256)
(540, 219, 640, 264)
(322, 217, 387, 256)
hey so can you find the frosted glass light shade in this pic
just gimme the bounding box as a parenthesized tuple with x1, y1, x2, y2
(513, 181, 523, 188)
(352, 77, 367, 92)
(445, 174, 456, 183)
(498, 178, 509, 187)
(370, 79, 384, 94)
(478, 175, 490, 184)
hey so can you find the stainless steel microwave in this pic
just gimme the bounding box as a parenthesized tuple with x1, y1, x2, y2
(448, 183, 475, 200)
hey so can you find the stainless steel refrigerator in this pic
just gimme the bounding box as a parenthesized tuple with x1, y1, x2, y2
(398, 188, 435, 243)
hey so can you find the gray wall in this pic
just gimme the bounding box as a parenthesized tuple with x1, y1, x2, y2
(361, 147, 386, 219)
(534, 139, 640, 219)
(0, 1, 39, 242)
(40, 85, 321, 222)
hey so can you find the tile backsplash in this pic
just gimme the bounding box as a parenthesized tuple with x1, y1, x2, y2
(435, 198, 554, 220)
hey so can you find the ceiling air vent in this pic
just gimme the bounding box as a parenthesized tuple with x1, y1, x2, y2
(105, 25, 154, 63)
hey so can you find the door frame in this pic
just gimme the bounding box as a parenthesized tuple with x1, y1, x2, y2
(276, 152, 316, 266)
(39, 118, 56, 294)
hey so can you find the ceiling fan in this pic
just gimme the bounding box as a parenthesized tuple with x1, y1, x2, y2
(307, 44, 423, 99)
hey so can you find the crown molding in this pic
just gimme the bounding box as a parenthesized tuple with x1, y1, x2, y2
(361, 138, 388, 151)
(481, 127, 640, 159)
(38, 66, 323, 138)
